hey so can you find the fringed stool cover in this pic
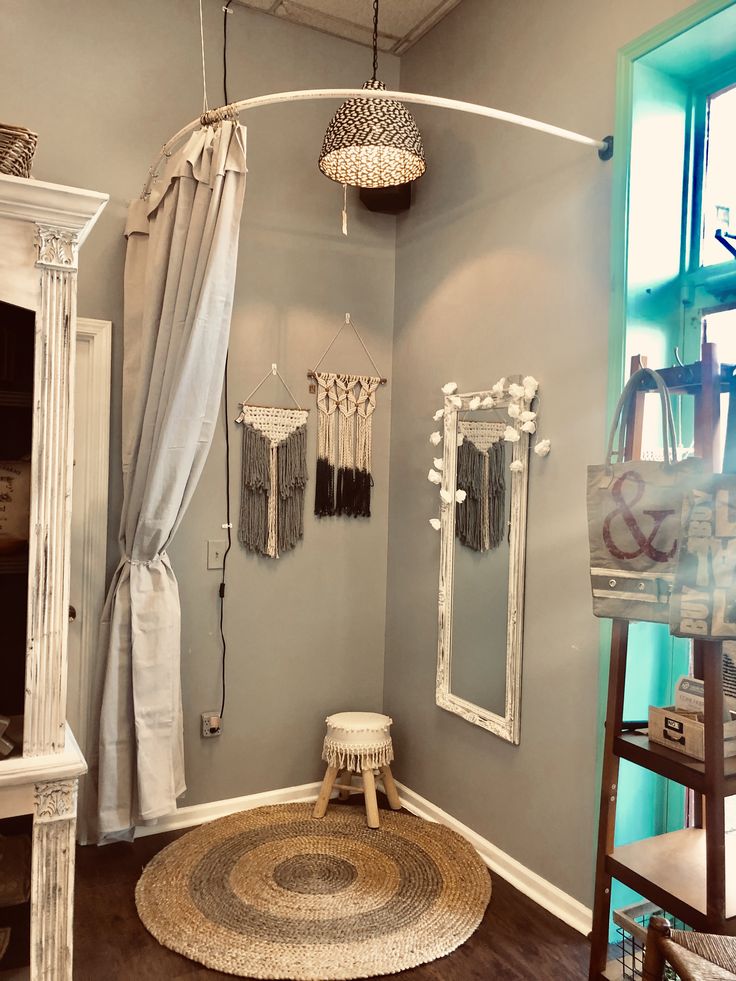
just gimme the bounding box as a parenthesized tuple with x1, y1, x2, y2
(313, 712, 400, 829)
(322, 712, 394, 772)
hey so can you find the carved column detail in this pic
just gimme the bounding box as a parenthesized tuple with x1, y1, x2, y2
(35, 226, 78, 271)
(31, 779, 78, 981)
(23, 225, 79, 755)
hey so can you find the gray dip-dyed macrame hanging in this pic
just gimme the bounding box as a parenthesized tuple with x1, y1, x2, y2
(314, 372, 380, 517)
(311, 314, 385, 519)
(456, 420, 507, 552)
(236, 366, 308, 558)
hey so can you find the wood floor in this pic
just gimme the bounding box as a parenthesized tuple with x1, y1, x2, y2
(71, 806, 592, 981)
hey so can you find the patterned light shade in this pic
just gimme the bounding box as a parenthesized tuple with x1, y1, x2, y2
(319, 79, 426, 188)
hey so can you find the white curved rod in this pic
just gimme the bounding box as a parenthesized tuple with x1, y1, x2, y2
(143, 87, 608, 196)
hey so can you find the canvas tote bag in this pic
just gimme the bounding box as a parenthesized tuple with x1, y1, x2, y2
(587, 367, 704, 623)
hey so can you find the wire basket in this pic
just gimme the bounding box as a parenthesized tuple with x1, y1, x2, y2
(0, 124, 38, 178)
(613, 901, 688, 980)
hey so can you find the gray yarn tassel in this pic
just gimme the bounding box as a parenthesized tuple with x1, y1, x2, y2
(488, 440, 506, 549)
(277, 423, 308, 554)
(456, 438, 506, 552)
(239, 422, 271, 555)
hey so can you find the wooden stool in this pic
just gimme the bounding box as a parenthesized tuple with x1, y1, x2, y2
(312, 712, 401, 829)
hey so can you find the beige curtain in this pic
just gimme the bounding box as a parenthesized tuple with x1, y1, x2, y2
(94, 121, 247, 839)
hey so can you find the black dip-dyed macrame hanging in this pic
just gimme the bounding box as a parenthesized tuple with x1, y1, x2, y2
(236, 365, 308, 558)
(310, 314, 386, 518)
(455, 419, 507, 552)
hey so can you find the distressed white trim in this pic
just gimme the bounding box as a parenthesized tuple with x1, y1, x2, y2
(131, 777, 592, 937)
(436, 386, 531, 744)
(134, 782, 324, 838)
(394, 781, 592, 937)
(68, 318, 111, 845)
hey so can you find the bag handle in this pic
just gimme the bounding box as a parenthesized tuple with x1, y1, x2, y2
(606, 367, 678, 467)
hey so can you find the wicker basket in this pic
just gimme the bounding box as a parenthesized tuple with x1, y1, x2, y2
(0, 124, 38, 178)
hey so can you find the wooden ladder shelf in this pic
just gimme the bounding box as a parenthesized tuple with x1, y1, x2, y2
(588, 339, 736, 980)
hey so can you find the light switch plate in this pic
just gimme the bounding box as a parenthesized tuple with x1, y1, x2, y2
(207, 539, 227, 569)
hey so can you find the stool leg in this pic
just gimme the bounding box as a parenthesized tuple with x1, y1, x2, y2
(313, 766, 339, 819)
(362, 768, 380, 829)
(380, 766, 401, 811)
(339, 769, 352, 800)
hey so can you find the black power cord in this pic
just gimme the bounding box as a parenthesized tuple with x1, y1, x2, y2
(218, 0, 235, 719)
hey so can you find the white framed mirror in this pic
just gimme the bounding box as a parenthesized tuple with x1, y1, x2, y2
(435, 381, 534, 743)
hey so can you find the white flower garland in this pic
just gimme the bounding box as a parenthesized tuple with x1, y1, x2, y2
(427, 375, 551, 532)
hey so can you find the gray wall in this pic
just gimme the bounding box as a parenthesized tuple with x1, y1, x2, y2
(3, 0, 398, 806)
(4, 0, 701, 904)
(384, 0, 693, 906)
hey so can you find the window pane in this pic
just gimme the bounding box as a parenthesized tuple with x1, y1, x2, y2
(701, 84, 736, 267)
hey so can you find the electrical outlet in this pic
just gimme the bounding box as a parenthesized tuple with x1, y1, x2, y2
(207, 539, 227, 570)
(201, 712, 222, 738)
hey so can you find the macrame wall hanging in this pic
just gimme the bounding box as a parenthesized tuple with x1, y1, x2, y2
(309, 314, 386, 519)
(236, 365, 308, 558)
(456, 419, 507, 552)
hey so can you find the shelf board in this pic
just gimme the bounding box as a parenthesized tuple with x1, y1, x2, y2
(616, 732, 736, 795)
(607, 828, 736, 934)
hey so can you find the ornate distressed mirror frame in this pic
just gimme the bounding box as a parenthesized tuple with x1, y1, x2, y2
(435, 387, 532, 743)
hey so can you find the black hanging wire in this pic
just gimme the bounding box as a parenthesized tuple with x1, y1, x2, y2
(218, 0, 235, 719)
(372, 0, 379, 80)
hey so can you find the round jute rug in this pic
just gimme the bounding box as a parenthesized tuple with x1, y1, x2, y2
(135, 802, 491, 980)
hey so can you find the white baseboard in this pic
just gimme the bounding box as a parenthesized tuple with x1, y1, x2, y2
(394, 781, 592, 937)
(134, 782, 323, 838)
(134, 778, 592, 937)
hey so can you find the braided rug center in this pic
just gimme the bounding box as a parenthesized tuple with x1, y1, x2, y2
(272, 853, 357, 895)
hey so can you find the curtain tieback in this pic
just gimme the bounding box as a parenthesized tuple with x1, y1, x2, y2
(123, 550, 169, 567)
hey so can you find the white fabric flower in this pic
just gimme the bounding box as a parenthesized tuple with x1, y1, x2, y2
(430, 431, 442, 445)
(491, 378, 506, 396)
(534, 438, 551, 457)
(455, 489, 467, 504)
(507, 403, 521, 419)
(480, 396, 494, 408)
(429, 518, 441, 531)
(433, 408, 445, 421)
(522, 375, 539, 397)
(509, 460, 524, 473)
(469, 396, 481, 411)
(448, 395, 463, 409)
(440, 488, 453, 504)
(521, 420, 537, 434)
(520, 410, 536, 422)
(441, 382, 458, 395)
(503, 426, 521, 443)
(508, 382, 525, 400)
(428, 469, 442, 485)
(433, 458, 444, 471)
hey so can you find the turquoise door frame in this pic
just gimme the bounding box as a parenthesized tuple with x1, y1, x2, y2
(599, 0, 736, 933)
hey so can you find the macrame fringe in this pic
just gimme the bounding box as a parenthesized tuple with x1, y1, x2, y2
(277, 424, 307, 554)
(321, 737, 394, 772)
(456, 436, 506, 552)
(239, 422, 271, 555)
(315, 373, 337, 517)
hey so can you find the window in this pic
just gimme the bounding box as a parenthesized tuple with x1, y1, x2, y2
(699, 83, 736, 268)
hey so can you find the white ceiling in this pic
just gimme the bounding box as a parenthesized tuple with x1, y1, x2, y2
(234, 0, 464, 55)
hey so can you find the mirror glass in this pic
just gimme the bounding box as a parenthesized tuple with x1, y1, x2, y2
(451, 411, 510, 717)
(435, 385, 532, 743)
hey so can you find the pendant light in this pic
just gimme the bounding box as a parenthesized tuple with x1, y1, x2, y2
(318, 0, 426, 188)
